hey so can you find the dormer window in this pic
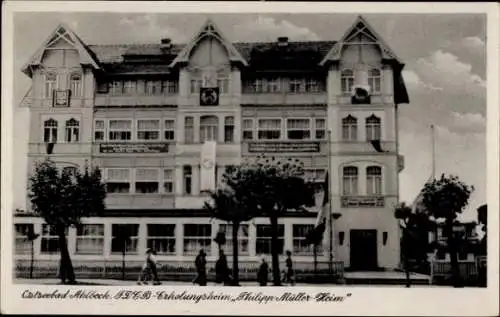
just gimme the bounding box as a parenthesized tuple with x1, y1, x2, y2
(70, 73, 82, 97)
(368, 68, 381, 94)
(341, 69, 354, 94)
(44, 73, 57, 98)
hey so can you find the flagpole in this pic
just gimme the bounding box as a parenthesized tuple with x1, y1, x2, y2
(431, 124, 435, 179)
(327, 130, 333, 273)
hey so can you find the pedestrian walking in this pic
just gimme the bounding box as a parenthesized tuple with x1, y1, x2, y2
(193, 250, 207, 286)
(137, 248, 161, 285)
(257, 256, 269, 286)
(283, 250, 295, 286)
(215, 250, 231, 285)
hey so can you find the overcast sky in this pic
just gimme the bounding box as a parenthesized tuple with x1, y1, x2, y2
(12, 12, 486, 221)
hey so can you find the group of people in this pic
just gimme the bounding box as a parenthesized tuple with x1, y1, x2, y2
(137, 248, 296, 286)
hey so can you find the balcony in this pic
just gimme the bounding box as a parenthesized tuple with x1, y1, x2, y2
(105, 194, 175, 209)
(28, 142, 92, 155)
(176, 143, 241, 158)
(333, 141, 396, 154)
(241, 140, 327, 156)
(341, 196, 385, 208)
(241, 92, 327, 105)
(94, 94, 178, 107)
(336, 94, 393, 105)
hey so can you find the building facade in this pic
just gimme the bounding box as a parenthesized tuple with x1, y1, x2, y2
(15, 16, 409, 271)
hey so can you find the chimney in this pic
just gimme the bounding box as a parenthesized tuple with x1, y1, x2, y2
(160, 38, 172, 51)
(277, 36, 289, 47)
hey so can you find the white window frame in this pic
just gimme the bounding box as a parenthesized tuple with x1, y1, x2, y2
(306, 78, 322, 93)
(145, 80, 162, 95)
(162, 80, 178, 94)
(217, 77, 230, 94)
(366, 166, 383, 196)
(224, 116, 234, 143)
(111, 224, 139, 254)
(135, 168, 160, 194)
(257, 118, 282, 140)
(190, 79, 202, 94)
(43, 118, 58, 143)
(163, 169, 174, 194)
(200, 115, 219, 142)
(266, 78, 281, 93)
(314, 118, 326, 140)
(289, 78, 306, 93)
(183, 224, 212, 255)
(123, 80, 137, 95)
(341, 69, 355, 94)
(75, 224, 104, 255)
(69, 73, 83, 97)
(136, 119, 160, 141)
(293, 224, 322, 256)
(164, 119, 175, 141)
(286, 118, 311, 140)
(342, 115, 358, 141)
(65, 118, 79, 143)
(108, 119, 132, 142)
(15, 224, 33, 255)
(242, 118, 254, 140)
(365, 115, 382, 141)
(44, 73, 57, 99)
(110, 80, 123, 95)
(40, 224, 62, 255)
(256, 224, 285, 255)
(94, 119, 106, 141)
(183, 165, 192, 195)
(147, 224, 176, 255)
(105, 168, 131, 194)
(184, 116, 194, 144)
(342, 166, 359, 195)
(368, 68, 382, 94)
(220, 224, 249, 256)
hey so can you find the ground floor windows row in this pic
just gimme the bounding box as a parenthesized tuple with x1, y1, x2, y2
(15, 223, 323, 257)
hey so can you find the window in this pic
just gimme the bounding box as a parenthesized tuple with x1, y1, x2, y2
(293, 224, 323, 256)
(342, 166, 358, 195)
(256, 224, 284, 255)
(200, 115, 219, 142)
(368, 68, 381, 93)
(135, 169, 159, 194)
(62, 166, 77, 177)
(106, 168, 130, 194)
(164, 119, 175, 140)
(70, 73, 82, 97)
(224, 116, 234, 143)
(220, 224, 249, 255)
(190, 79, 201, 94)
(306, 78, 322, 93)
(76, 224, 104, 255)
(110, 81, 123, 95)
(109, 120, 132, 141)
(304, 168, 327, 193)
(147, 224, 176, 255)
(342, 115, 358, 141)
(217, 77, 230, 94)
(266, 78, 281, 93)
(287, 118, 311, 140)
(366, 166, 382, 195)
(163, 169, 174, 193)
(136, 81, 145, 95)
(183, 165, 192, 195)
(242, 119, 254, 140)
(14, 224, 33, 255)
(315, 118, 326, 139)
(184, 117, 194, 144)
(258, 119, 281, 140)
(43, 119, 58, 143)
(111, 224, 139, 254)
(162, 80, 178, 94)
(137, 119, 160, 141)
(41, 224, 63, 254)
(365, 115, 381, 141)
(341, 69, 354, 94)
(253, 79, 265, 93)
(123, 80, 137, 94)
(289, 79, 305, 93)
(44, 73, 57, 98)
(65, 118, 79, 143)
(146, 80, 162, 95)
(94, 120, 105, 141)
(183, 224, 211, 255)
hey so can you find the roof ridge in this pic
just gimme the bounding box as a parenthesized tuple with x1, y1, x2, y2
(88, 40, 336, 47)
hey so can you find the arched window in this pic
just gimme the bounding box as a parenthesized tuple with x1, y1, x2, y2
(43, 119, 58, 143)
(342, 166, 358, 195)
(65, 118, 79, 143)
(341, 69, 354, 94)
(366, 166, 382, 195)
(70, 73, 82, 97)
(342, 115, 358, 141)
(224, 116, 234, 143)
(368, 68, 381, 93)
(44, 73, 57, 98)
(365, 114, 381, 141)
(200, 116, 219, 142)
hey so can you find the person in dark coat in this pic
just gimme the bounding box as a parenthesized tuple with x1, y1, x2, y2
(284, 250, 295, 286)
(138, 248, 161, 285)
(257, 256, 269, 286)
(193, 250, 207, 286)
(215, 250, 231, 285)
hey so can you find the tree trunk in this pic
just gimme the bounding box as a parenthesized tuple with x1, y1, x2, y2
(403, 230, 411, 288)
(313, 244, 318, 274)
(57, 226, 75, 284)
(270, 215, 281, 286)
(122, 244, 126, 281)
(445, 219, 461, 287)
(30, 240, 34, 279)
(232, 222, 240, 286)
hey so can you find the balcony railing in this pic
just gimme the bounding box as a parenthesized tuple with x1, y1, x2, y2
(241, 92, 327, 105)
(94, 94, 178, 107)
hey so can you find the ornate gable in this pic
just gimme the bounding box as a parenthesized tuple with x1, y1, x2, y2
(21, 23, 100, 77)
(170, 19, 247, 67)
(320, 16, 402, 66)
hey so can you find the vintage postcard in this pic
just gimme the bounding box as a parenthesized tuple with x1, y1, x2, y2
(1, 1, 499, 315)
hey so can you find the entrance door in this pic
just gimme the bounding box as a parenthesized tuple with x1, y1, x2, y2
(350, 230, 378, 270)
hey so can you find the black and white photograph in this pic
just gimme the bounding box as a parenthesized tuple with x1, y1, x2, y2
(1, 1, 498, 316)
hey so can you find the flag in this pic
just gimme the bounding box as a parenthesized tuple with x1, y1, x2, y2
(370, 140, 386, 153)
(306, 172, 329, 245)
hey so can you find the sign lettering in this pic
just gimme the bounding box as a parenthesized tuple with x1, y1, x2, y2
(248, 142, 320, 153)
(341, 196, 385, 208)
(99, 143, 169, 154)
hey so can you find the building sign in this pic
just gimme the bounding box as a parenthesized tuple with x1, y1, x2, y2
(248, 142, 320, 153)
(99, 143, 169, 153)
(200, 87, 219, 106)
(341, 196, 385, 208)
(53, 90, 71, 107)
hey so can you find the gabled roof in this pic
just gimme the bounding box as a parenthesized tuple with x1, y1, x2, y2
(320, 15, 403, 66)
(21, 23, 100, 77)
(170, 19, 248, 67)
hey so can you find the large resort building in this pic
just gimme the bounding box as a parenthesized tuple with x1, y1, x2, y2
(15, 16, 409, 273)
